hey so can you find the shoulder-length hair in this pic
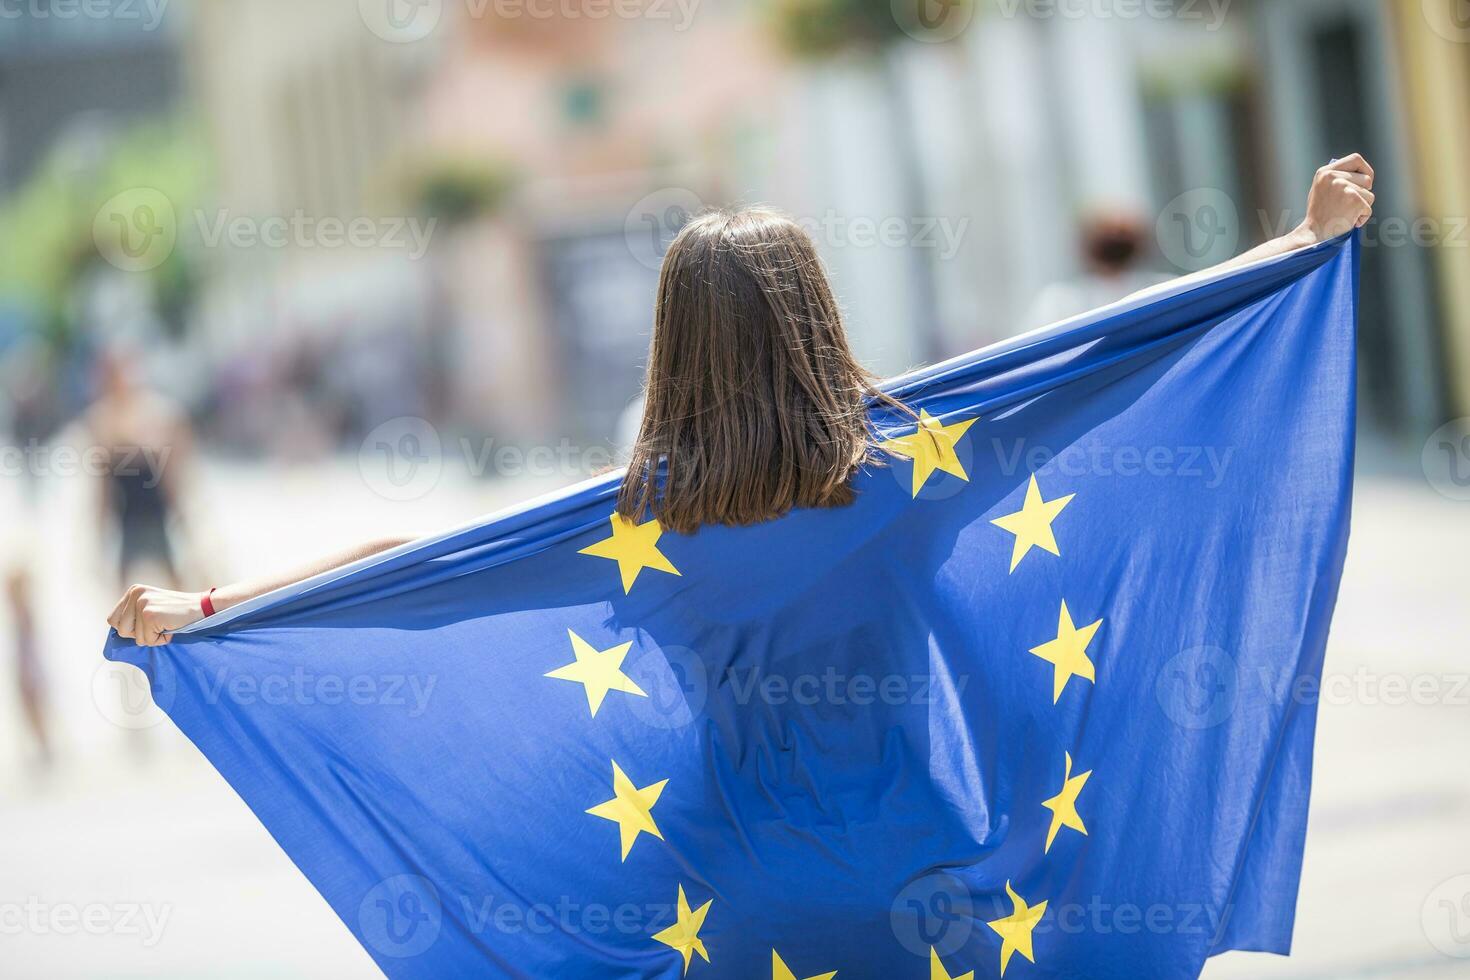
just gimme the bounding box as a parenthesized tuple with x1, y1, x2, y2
(617, 207, 907, 534)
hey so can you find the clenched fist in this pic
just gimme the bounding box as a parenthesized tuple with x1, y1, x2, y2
(108, 585, 206, 647)
(1300, 152, 1374, 243)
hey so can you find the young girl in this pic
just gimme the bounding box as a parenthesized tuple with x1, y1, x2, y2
(109, 156, 1373, 645)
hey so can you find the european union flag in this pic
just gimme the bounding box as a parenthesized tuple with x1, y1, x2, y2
(105, 234, 1358, 979)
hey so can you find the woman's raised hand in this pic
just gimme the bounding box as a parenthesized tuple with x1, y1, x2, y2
(1300, 152, 1374, 244)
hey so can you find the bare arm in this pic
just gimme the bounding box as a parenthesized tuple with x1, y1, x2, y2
(1124, 153, 1375, 304)
(109, 534, 417, 646)
(209, 535, 416, 613)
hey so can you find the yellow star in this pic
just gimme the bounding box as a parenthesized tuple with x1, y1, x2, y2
(1041, 751, 1092, 853)
(772, 949, 837, 980)
(544, 629, 647, 717)
(1027, 600, 1102, 703)
(578, 513, 681, 593)
(586, 760, 668, 861)
(929, 946, 974, 980)
(986, 880, 1047, 977)
(652, 884, 712, 974)
(881, 410, 978, 497)
(990, 475, 1074, 572)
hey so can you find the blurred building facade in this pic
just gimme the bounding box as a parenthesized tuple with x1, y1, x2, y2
(1, 0, 1467, 455)
(1395, 0, 1470, 424)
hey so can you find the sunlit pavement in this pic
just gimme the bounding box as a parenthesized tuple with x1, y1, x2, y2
(1, 460, 1466, 978)
(1204, 471, 1470, 979)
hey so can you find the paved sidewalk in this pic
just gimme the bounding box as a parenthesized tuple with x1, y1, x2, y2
(1204, 474, 1470, 979)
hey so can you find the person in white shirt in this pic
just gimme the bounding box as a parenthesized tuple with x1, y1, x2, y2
(1026, 212, 1172, 329)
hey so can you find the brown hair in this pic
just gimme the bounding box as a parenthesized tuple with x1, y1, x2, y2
(1082, 212, 1146, 274)
(617, 206, 905, 535)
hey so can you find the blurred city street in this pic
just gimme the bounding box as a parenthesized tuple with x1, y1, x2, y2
(0, 458, 1466, 977)
(2, 1, 1469, 976)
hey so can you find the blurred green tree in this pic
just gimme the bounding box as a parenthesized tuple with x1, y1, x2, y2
(0, 118, 207, 347)
(403, 157, 517, 230)
(772, 0, 914, 54)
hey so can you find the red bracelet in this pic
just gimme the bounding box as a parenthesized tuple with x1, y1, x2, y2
(201, 588, 217, 619)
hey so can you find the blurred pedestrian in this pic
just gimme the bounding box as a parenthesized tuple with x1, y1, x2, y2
(5, 562, 51, 771)
(1026, 212, 1171, 328)
(85, 347, 196, 591)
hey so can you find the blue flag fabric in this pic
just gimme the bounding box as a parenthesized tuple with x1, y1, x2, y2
(105, 234, 1358, 979)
